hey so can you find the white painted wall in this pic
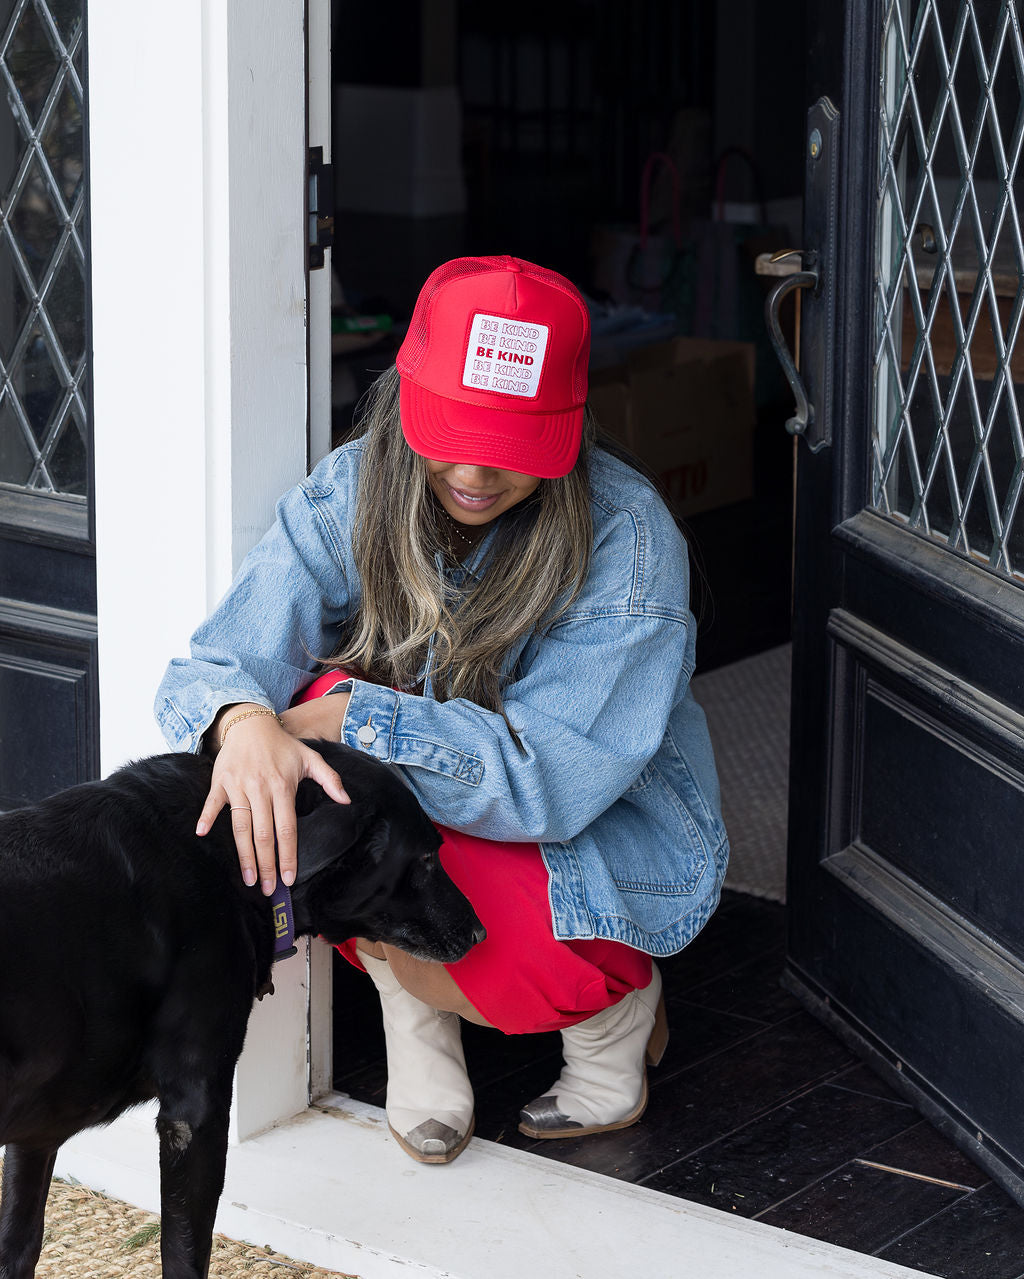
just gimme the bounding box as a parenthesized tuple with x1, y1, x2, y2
(89, 0, 327, 1142)
(90, 0, 208, 768)
(92, 0, 311, 770)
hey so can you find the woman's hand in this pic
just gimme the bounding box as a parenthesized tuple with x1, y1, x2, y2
(195, 703, 350, 895)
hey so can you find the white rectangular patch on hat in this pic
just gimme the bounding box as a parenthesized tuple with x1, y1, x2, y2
(462, 312, 550, 399)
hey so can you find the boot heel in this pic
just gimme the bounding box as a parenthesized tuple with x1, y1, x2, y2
(645, 992, 669, 1067)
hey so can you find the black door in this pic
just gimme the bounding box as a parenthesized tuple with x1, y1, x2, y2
(785, 0, 1024, 1202)
(0, 0, 97, 808)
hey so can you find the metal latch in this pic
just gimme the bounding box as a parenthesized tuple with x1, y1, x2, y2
(308, 146, 334, 271)
(765, 249, 820, 440)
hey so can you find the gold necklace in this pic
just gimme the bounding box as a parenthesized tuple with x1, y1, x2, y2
(443, 511, 484, 548)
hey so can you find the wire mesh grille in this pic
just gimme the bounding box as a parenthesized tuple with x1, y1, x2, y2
(0, 0, 87, 501)
(872, 0, 1024, 577)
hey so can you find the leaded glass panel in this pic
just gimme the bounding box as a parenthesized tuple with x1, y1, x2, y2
(0, 0, 87, 502)
(872, 0, 1024, 578)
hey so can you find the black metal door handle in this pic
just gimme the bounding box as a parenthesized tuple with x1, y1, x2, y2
(764, 254, 821, 445)
(765, 99, 840, 456)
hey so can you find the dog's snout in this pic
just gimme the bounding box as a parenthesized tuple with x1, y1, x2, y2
(471, 922, 487, 947)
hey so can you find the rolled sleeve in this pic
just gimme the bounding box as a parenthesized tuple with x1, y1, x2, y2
(341, 681, 485, 784)
(155, 681, 277, 754)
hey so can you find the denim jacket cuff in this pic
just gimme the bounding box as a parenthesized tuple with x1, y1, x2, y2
(340, 683, 483, 786)
(155, 689, 277, 755)
(340, 682, 399, 760)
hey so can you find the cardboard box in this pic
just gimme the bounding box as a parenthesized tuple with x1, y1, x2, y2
(589, 337, 756, 518)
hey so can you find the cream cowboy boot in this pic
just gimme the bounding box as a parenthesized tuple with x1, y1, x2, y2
(518, 964, 667, 1138)
(360, 951, 475, 1163)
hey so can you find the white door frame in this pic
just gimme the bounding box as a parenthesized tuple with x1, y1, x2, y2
(88, 0, 328, 1141)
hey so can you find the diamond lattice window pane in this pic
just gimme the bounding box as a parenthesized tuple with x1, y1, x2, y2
(10, 153, 63, 286)
(0, 395, 34, 485)
(47, 401, 85, 494)
(46, 0, 77, 44)
(16, 327, 62, 446)
(0, 234, 32, 364)
(5, 1, 58, 126)
(41, 77, 82, 204)
(46, 248, 84, 366)
(0, 105, 25, 197)
(872, 0, 1024, 579)
(0, 0, 88, 505)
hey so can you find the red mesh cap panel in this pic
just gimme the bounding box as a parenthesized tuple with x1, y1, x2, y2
(400, 257, 504, 379)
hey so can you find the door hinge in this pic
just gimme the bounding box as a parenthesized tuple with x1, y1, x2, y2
(308, 146, 334, 271)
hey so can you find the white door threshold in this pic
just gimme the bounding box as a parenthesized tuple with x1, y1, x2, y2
(52, 1095, 937, 1279)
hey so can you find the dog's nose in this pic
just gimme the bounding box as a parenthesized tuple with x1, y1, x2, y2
(471, 922, 487, 946)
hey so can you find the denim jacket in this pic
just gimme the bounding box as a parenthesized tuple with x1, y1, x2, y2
(155, 441, 728, 955)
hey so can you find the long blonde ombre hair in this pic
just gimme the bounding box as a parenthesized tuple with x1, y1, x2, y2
(327, 366, 597, 719)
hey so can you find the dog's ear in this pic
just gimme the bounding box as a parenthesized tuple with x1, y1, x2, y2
(294, 795, 375, 884)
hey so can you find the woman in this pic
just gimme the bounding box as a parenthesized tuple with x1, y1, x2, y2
(156, 255, 728, 1164)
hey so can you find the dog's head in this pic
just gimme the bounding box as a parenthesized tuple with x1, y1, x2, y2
(291, 742, 485, 964)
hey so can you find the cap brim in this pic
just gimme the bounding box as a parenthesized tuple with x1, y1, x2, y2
(399, 379, 583, 480)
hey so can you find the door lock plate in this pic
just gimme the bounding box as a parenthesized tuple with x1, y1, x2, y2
(800, 97, 840, 452)
(764, 99, 840, 452)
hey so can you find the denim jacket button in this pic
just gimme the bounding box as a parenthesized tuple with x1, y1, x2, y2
(356, 723, 377, 746)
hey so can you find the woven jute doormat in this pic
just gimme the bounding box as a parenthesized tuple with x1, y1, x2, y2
(0, 1161, 357, 1278)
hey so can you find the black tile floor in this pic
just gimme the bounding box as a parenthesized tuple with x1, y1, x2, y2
(333, 889, 1024, 1279)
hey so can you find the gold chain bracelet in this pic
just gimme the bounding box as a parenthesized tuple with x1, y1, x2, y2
(219, 705, 283, 748)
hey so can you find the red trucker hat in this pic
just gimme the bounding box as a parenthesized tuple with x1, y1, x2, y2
(396, 255, 591, 479)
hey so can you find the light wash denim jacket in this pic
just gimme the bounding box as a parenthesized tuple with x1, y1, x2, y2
(155, 441, 729, 955)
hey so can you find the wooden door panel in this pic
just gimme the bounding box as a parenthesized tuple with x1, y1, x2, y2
(0, 604, 98, 808)
(839, 516, 1024, 713)
(788, 869, 1024, 1196)
(0, 530, 97, 616)
(858, 685, 1024, 957)
(785, 0, 1024, 1205)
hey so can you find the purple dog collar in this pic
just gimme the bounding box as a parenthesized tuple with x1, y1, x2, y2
(272, 881, 297, 960)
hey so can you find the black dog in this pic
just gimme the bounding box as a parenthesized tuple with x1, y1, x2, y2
(0, 740, 484, 1279)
